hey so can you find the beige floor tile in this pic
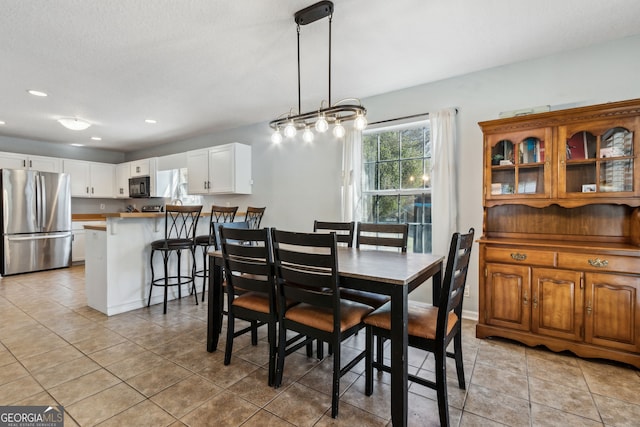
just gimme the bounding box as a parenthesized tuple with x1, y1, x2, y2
(315, 401, 388, 426)
(530, 403, 604, 427)
(180, 391, 259, 426)
(227, 367, 283, 407)
(593, 393, 640, 427)
(527, 352, 589, 391)
(408, 367, 468, 410)
(0, 361, 29, 385)
(341, 376, 391, 420)
(241, 410, 296, 426)
(95, 399, 176, 427)
(470, 361, 529, 400)
(73, 329, 127, 354)
(464, 383, 530, 426)
(48, 368, 121, 406)
(579, 358, 640, 405)
(297, 357, 359, 397)
(66, 383, 145, 426)
(126, 359, 192, 397)
(407, 391, 461, 427)
(265, 382, 332, 426)
(459, 411, 506, 426)
(199, 354, 259, 388)
(20, 345, 85, 373)
(151, 374, 222, 418)
(105, 350, 166, 380)
(0, 375, 45, 404)
(529, 376, 600, 421)
(31, 355, 100, 389)
(13, 391, 59, 406)
(88, 340, 146, 366)
(475, 339, 527, 375)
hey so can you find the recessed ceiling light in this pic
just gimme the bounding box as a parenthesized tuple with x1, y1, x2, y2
(145, 119, 157, 124)
(27, 90, 48, 97)
(71, 143, 84, 147)
(57, 118, 91, 131)
(0, 121, 5, 125)
(91, 136, 102, 141)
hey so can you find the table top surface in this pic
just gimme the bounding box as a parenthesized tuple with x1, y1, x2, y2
(210, 247, 443, 286)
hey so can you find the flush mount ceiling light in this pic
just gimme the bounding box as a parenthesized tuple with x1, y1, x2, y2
(57, 118, 91, 131)
(27, 89, 48, 97)
(269, 0, 366, 143)
(91, 136, 102, 141)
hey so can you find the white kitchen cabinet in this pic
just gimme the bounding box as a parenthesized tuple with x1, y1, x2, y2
(0, 152, 61, 173)
(63, 160, 115, 198)
(115, 163, 130, 198)
(130, 159, 151, 177)
(186, 143, 251, 195)
(72, 220, 104, 262)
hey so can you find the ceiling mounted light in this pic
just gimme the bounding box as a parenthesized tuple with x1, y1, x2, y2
(269, 1, 366, 142)
(333, 120, 345, 138)
(91, 136, 102, 141)
(27, 90, 48, 97)
(145, 119, 157, 124)
(0, 121, 5, 126)
(271, 127, 283, 144)
(57, 118, 91, 131)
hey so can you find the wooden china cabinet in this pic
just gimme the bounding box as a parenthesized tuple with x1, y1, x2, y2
(477, 98, 640, 368)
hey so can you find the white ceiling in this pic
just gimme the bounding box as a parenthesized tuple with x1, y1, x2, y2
(2, 0, 640, 152)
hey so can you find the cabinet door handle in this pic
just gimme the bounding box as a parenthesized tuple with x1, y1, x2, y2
(533, 294, 538, 308)
(588, 258, 608, 268)
(523, 291, 529, 305)
(511, 252, 527, 261)
(91, 187, 94, 194)
(586, 301, 592, 315)
(86, 186, 89, 194)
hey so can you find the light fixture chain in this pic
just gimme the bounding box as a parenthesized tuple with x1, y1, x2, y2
(328, 13, 332, 107)
(297, 24, 301, 115)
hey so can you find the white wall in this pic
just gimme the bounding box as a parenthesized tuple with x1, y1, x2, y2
(125, 34, 640, 316)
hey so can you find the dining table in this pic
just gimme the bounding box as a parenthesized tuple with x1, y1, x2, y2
(206, 246, 444, 427)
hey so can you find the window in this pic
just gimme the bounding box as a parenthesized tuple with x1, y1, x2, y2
(361, 120, 432, 253)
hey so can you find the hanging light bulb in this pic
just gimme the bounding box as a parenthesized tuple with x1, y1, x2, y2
(284, 121, 297, 138)
(333, 121, 345, 138)
(354, 112, 368, 131)
(271, 128, 283, 144)
(302, 126, 314, 143)
(315, 114, 329, 132)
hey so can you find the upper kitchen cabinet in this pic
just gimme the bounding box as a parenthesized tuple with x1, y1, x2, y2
(0, 152, 62, 173)
(186, 143, 252, 195)
(480, 98, 640, 208)
(63, 160, 115, 198)
(115, 163, 130, 198)
(558, 116, 640, 203)
(485, 128, 552, 204)
(130, 158, 154, 177)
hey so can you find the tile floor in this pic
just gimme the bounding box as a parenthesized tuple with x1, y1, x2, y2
(1, 266, 640, 426)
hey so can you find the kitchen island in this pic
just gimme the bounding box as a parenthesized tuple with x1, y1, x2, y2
(84, 212, 210, 315)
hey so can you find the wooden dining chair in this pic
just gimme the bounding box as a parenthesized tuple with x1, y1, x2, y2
(245, 206, 266, 229)
(194, 205, 238, 301)
(220, 226, 278, 386)
(313, 220, 355, 247)
(356, 222, 409, 252)
(363, 228, 475, 427)
(271, 229, 374, 418)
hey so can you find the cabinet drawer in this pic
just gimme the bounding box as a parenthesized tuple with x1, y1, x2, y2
(558, 253, 640, 274)
(485, 247, 556, 267)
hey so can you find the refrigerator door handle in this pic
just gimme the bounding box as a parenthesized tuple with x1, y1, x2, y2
(7, 233, 72, 241)
(39, 174, 47, 230)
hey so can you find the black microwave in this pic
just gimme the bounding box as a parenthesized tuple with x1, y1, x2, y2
(129, 176, 150, 198)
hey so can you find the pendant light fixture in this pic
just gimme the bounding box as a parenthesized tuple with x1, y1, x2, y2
(269, 1, 366, 141)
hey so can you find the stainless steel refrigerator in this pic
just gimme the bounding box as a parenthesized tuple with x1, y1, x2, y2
(1, 169, 72, 275)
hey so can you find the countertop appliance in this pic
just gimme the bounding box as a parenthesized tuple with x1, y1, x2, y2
(129, 176, 150, 198)
(141, 205, 163, 212)
(1, 169, 72, 275)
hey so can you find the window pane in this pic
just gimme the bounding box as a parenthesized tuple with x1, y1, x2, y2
(401, 159, 424, 189)
(378, 161, 399, 190)
(379, 131, 400, 161)
(377, 195, 399, 223)
(363, 134, 378, 162)
(361, 194, 375, 222)
(363, 162, 376, 191)
(401, 128, 424, 159)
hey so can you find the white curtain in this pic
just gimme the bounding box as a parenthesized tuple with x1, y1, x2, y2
(430, 108, 458, 257)
(341, 129, 362, 221)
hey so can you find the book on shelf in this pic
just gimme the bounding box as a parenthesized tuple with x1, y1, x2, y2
(566, 132, 587, 160)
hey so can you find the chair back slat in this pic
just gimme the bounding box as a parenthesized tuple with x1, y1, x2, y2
(164, 205, 202, 240)
(220, 227, 275, 311)
(245, 206, 266, 229)
(314, 220, 355, 247)
(437, 228, 475, 341)
(272, 229, 339, 311)
(356, 222, 408, 252)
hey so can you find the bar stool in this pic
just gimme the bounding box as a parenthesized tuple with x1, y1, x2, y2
(194, 205, 238, 301)
(148, 204, 202, 314)
(245, 206, 266, 229)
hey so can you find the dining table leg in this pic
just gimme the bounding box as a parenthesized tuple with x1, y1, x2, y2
(206, 256, 223, 352)
(390, 283, 409, 426)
